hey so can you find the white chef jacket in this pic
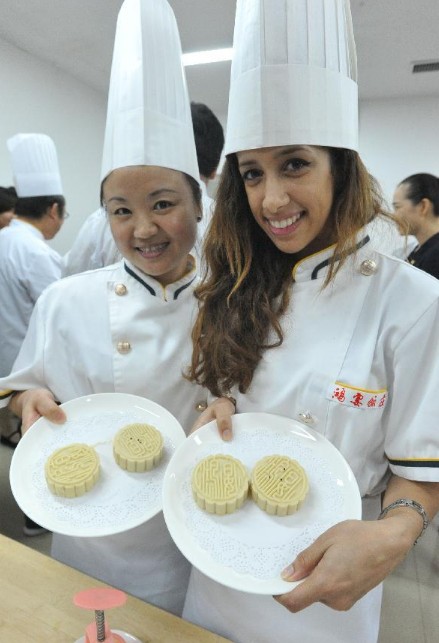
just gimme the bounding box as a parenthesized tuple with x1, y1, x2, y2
(63, 207, 122, 276)
(0, 259, 207, 616)
(0, 218, 62, 376)
(183, 231, 439, 642)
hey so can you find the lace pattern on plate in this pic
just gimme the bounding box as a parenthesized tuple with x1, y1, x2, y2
(183, 427, 343, 580)
(32, 411, 173, 529)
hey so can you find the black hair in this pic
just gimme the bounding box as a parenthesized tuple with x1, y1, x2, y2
(191, 102, 224, 178)
(399, 173, 439, 216)
(14, 195, 66, 219)
(0, 186, 17, 214)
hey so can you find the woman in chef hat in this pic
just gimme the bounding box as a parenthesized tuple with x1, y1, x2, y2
(184, 0, 439, 641)
(0, 0, 205, 616)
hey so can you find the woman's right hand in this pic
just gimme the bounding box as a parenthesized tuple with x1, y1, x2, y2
(8, 388, 66, 434)
(189, 397, 236, 441)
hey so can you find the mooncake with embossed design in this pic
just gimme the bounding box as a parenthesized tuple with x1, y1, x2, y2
(45, 443, 100, 498)
(251, 455, 308, 516)
(113, 422, 163, 472)
(192, 454, 249, 515)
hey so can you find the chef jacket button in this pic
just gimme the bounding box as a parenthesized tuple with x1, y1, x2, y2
(297, 410, 316, 425)
(115, 283, 128, 296)
(117, 341, 131, 354)
(359, 259, 377, 276)
(195, 400, 208, 412)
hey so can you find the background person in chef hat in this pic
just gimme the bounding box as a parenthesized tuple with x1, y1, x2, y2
(0, 133, 65, 379)
(0, 0, 207, 615)
(0, 135, 66, 518)
(184, 1, 439, 641)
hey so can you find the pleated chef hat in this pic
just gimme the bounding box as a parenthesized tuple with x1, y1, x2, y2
(225, 0, 358, 155)
(101, 0, 199, 183)
(7, 133, 63, 197)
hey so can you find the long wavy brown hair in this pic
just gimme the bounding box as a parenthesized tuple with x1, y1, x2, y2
(188, 147, 389, 397)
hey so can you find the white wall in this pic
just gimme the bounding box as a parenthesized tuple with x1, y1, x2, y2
(0, 37, 106, 255)
(359, 95, 439, 206)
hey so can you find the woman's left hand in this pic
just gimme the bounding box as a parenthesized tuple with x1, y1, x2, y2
(275, 517, 414, 612)
(189, 397, 236, 440)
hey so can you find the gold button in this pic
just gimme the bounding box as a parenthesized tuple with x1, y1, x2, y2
(195, 400, 208, 412)
(359, 259, 377, 276)
(115, 283, 128, 296)
(116, 341, 131, 354)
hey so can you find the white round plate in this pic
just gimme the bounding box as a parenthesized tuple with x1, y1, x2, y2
(163, 412, 361, 595)
(10, 392, 185, 537)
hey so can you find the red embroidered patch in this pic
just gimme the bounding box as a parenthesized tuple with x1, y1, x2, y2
(329, 383, 387, 410)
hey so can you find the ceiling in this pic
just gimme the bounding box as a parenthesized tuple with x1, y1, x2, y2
(0, 0, 438, 118)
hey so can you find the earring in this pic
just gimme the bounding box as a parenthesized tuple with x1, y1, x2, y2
(196, 215, 202, 222)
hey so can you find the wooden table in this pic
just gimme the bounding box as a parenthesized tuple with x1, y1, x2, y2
(0, 535, 231, 642)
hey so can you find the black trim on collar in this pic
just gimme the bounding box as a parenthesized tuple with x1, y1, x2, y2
(174, 276, 196, 300)
(311, 235, 370, 280)
(387, 457, 439, 468)
(124, 263, 156, 296)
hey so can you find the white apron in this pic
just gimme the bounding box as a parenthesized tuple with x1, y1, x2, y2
(0, 259, 207, 615)
(183, 233, 439, 640)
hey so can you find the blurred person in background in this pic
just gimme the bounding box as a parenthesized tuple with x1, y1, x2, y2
(393, 173, 439, 279)
(0, 133, 66, 379)
(0, 134, 66, 536)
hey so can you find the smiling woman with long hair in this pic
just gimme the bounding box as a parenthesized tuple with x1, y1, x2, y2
(183, 2, 439, 642)
(190, 147, 385, 398)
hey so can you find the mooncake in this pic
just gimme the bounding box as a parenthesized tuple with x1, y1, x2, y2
(113, 422, 163, 472)
(192, 454, 249, 515)
(45, 443, 100, 498)
(251, 455, 309, 516)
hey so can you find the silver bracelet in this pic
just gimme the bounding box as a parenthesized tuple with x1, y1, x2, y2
(378, 498, 429, 544)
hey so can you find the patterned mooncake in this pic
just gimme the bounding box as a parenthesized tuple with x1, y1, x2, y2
(192, 454, 249, 515)
(251, 455, 309, 516)
(113, 423, 164, 472)
(45, 443, 100, 498)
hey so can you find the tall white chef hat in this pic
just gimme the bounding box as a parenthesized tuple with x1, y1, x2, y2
(7, 133, 63, 197)
(225, 0, 358, 155)
(101, 0, 199, 183)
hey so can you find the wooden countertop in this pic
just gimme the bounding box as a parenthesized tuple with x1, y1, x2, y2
(0, 535, 231, 642)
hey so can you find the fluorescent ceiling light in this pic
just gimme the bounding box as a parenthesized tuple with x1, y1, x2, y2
(182, 47, 233, 67)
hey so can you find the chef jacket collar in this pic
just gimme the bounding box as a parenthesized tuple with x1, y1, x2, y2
(123, 256, 196, 301)
(292, 234, 370, 283)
